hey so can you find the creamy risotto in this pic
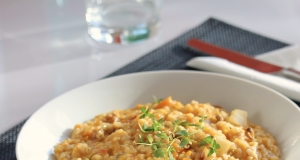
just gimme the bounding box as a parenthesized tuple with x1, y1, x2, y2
(54, 97, 280, 160)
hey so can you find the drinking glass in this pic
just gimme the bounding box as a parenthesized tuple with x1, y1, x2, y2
(85, 0, 162, 45)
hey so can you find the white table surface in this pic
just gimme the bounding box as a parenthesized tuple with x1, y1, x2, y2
(1, 0, 300, 134)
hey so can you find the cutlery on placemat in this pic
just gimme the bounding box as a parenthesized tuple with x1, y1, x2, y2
(187, 38, 300, 81)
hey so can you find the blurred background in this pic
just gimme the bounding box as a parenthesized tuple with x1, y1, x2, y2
(1, 0, 300, 134)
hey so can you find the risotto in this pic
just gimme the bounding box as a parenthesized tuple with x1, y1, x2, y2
(54, 97, 280, 160)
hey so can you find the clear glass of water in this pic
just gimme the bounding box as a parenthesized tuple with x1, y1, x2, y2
(85, 0, 162, 45)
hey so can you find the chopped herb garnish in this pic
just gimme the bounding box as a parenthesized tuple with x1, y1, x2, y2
(168, 151, 175, 160)
(176, 130, 189, 137)
(199, 115, 207, 123)
(200, 136, 220, 157)
(179, 137, 190, 147)
(136, 105, 218, 159)
(200, 136, 213, 146)
(153, 148, 165, 157)
(156, 132, 168, 139)
(139, 106, 154, 119)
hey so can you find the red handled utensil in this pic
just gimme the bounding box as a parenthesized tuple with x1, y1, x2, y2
(187, 38, 300, 81)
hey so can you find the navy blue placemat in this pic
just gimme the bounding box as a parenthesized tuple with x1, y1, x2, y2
(108, 18, 288, 76)
(1, 17, 296, 160)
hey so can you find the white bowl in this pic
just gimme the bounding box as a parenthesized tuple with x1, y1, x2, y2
(16, 71, 300, 160)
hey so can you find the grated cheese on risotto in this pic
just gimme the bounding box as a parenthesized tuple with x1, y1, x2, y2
(54, 97, 280, 160)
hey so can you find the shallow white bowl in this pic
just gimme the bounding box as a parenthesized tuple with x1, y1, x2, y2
(16, 71, 300, 160)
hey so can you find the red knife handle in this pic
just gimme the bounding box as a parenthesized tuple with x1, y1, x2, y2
(187, 38, 283, 73)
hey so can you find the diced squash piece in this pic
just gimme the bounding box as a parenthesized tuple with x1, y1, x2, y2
(226, 109, 248, 126)
(215, 135, 233, 156)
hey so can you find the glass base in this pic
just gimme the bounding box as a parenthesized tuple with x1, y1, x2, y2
(87, 22, 160, 45)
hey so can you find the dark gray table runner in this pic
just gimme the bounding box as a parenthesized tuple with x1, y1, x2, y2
(1, 18, 298, 160)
